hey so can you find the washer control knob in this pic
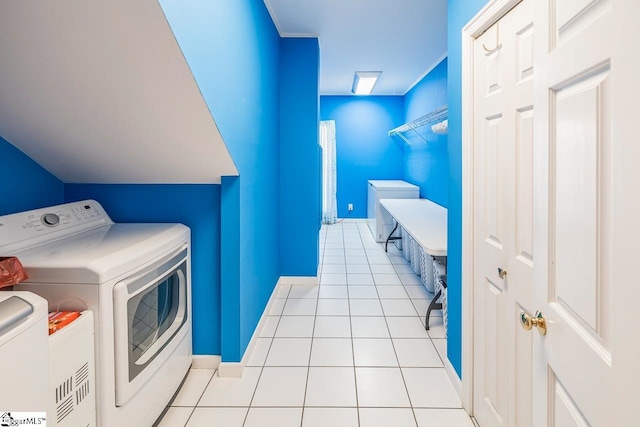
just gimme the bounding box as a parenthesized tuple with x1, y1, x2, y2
(41, 213, 60, 227)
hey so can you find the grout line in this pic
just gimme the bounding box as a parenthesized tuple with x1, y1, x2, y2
(348, 225, 361, 426)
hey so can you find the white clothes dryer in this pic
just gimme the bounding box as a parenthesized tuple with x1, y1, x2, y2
(0, 200, 192, 427)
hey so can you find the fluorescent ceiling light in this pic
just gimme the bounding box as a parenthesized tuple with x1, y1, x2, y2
(352, 71, 381, 95)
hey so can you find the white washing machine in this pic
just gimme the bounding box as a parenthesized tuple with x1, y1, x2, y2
(0, 291, 49, 412)
(0, 200, 192, 427)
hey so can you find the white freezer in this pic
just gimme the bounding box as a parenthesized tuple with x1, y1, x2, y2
(367, 180, 419, 242)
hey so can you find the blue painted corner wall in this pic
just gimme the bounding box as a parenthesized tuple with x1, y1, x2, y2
(160, 0, 282, 362)
(279, 38, 321, 277)
(403, 58, 449, 207)
(0, 136, 64, 215)
(448, 0, 490, 378)
(161, 0, 319, 362)
(319, 96, 405, 218)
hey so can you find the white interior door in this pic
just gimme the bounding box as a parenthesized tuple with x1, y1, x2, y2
(533, 0, 640, 425)
(472, 1, 534, 426)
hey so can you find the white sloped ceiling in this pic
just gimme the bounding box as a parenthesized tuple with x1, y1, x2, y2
(0, 1, 237, 183)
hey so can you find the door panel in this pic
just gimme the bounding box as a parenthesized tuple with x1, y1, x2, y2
(473, 1, 534, 426)
(532, 0, 639, 425)
(515, 108, 534, 264)
(552, 69, 609, 333)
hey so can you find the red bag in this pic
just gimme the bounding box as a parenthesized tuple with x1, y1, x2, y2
(0, 256, 29, 288)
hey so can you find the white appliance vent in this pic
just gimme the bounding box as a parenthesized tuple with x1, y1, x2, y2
(55, 362, 91, 424)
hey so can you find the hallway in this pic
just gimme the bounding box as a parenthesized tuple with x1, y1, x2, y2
(157, 221, 473, 426)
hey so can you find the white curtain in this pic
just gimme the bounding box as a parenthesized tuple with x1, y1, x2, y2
(320, 120, 337, 224)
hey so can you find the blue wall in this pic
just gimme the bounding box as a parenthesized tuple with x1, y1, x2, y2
(161, 0, 321, 362)
(0, 136, 64, 215)
(448, 0, 489, 378)
(279, 38, 321, 276)
(403, 58, 448, 207)
(320, 96, 405, 218)
(64, 184, 222, 355)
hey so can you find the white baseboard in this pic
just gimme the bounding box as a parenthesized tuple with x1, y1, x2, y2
(445, 357, 463, 399)
(278, 276, 318, 286)
(191, 355, 221, 370)
(217, 276, 308, 377)
(217, 362, 245, 378)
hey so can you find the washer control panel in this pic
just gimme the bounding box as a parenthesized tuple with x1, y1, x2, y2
(0, 200, 114, 253)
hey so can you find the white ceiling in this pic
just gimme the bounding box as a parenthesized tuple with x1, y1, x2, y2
(264, 0, 448, 96)
(0, 1, 237, 184)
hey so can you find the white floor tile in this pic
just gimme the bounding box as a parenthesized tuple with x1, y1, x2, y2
(426, 316, 446, 339)
(345, 249, 367, 257)
(376, 286, 409, 299)
(265, 338, 312, 366)
(275, 316, 315, 337)
(314, 316, 351, 337)
(390, 255, 409, 265)
(186, 407, 247, 427)
(369, 264, 397, 274)
(344, 243, 364, 250)
(321, 273, 348, 285)
(348, 286, 379, 299)
(269, 298, 286, 315)
(171, 369, 215, 406)
(373, 274, 403, 285)
(386, 245, 403, 256)
(244, 407, 302, 427)
(289, 286, 320, 299)
(347, 273, 374, 285)
(259, 316, 280, 338)
(432, 339, 447, 362)
(157, 407, 194, 427)
(322, 264, 347, 274)
(310, 338, 353, 366)
(247, 337, 272, 367)
(386, 317, 430, 339)
(252, 367, 308, 407)
(393, 339, 443, 368)
(399, 273, 422, 285)
(355, 367, 411, 407)
(198, 367, 261, 407)
(393, 264, 415, 274)
(414, 409, 475, 427)
(316, 298, 350, 316)
(351, 317, 390, 338)
(346, 264, 371, 274)
(402, 368, 462, 408)
(305, 367, 357, 407)
(349, 299, 384, 316)
(323, 256, 346, 265)
(318, 286, 349, 299)
(276, 285, 292, 298)
(353, 339, 398, 367)
(346, 256, 369, 264)
(302, 408, 359, 427)
(403, 285, 431, 299)
(367, 256, 393, 265)
(410, 299, 431, 318)
(283, 298, 318, 316)
(380, 299, 419, 316)
(359, 408, 417, 427)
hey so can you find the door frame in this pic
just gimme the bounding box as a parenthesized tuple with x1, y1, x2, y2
(460, 0, 524, 416)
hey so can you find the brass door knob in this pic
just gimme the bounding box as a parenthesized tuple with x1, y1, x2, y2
(498, 267, 508, 279)
(520, 311, 547, 335)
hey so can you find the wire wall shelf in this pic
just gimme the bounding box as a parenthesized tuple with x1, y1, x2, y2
(388, 104, 448, 144)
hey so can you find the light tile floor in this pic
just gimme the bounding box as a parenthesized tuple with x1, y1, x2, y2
(156, 221, 475, 427)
